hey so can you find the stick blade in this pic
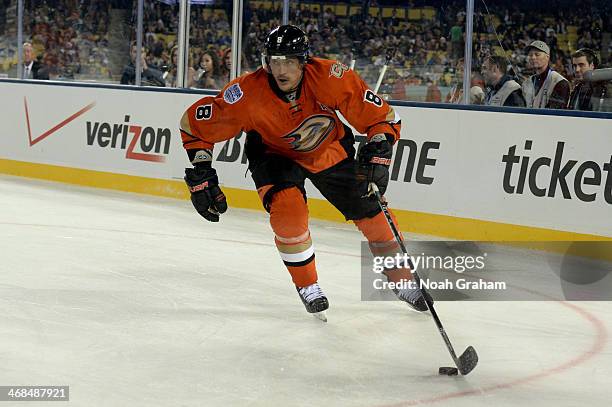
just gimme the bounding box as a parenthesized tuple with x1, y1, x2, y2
(458, 346, 478, 375)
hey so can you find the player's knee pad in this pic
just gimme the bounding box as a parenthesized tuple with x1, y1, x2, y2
(259, 183, 307, 213)
(269, 187, 309, 236)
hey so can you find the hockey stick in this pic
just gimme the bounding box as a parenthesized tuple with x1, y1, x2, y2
(369, 183, 479, 375)
(374, 47, 396, 94)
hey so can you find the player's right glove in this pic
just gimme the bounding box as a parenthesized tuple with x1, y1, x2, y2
(184, 162, 228, 222)
(358, 134, 393, 195)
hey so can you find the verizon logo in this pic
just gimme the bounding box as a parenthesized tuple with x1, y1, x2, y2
(24, 97, 95, 146)
(86, 115, 171, 162)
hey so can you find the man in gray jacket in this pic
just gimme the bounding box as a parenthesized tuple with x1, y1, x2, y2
(482, 55, 525, 107)
(521, 41, 569, 109)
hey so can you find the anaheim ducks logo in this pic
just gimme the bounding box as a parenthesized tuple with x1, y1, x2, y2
(329, 61, 349, 78)
(282, 115, 335, 153)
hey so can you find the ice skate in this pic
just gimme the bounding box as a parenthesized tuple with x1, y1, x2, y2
(296, 283, 329, 322)
(395, 286, 433, 312)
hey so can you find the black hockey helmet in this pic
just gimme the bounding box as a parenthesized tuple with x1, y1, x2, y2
(262, 25, 309, 70)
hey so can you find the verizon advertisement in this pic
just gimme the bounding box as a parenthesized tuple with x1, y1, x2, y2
(0, 81, 610, 237)
(3, 83, 191, 180)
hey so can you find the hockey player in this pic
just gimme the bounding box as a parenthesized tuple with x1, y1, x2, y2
(179, 25, 432, 317)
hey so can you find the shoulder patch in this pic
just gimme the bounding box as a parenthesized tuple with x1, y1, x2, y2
(223, 83, 243, 104)
(329, 61, 349, 78)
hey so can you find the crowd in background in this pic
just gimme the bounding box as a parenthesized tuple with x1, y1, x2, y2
(0, 0, 609, 108)
(0, 0, 113, 80)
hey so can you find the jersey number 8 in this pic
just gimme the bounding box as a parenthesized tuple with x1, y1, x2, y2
(364, 90, 383, 107)
(195, 104, 213, 120)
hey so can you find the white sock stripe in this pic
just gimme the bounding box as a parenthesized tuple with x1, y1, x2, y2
(370, 239, 399, 250)
(279, 245, 315, 263)
(275, 230, 310, 244)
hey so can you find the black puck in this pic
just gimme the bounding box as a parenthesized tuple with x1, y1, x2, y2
(438, 366, 459, 376)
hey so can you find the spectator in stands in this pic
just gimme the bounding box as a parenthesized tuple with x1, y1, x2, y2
(449, 17, 464, 61)
(521, 40, 569, 109)
(481, 55, 526, 107)
(568, 48, 606, 111)
(121, 43, 165, 87)
(219, 48, 252, 84)
(164, 46, 180, 87)
(425, 79, 442, 102)
(21, 42, 49, 80)
(193, 50, 223, 90)
(221, 48, 232, 83)
(164, 46, 196, 88)
(445, 58, 485, 104)
(390, 71, 407, 100)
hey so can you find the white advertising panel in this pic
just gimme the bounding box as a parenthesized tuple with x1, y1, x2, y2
(1, 81, 610, 236)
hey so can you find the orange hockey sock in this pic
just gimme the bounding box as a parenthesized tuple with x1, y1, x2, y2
(354, 210, 413, 283)
(268, 187, 317, 287)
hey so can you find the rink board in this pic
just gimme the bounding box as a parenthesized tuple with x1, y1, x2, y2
(0, 80, 610, 239)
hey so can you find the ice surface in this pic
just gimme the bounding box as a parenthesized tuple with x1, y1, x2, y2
(0, 175, 610, 406)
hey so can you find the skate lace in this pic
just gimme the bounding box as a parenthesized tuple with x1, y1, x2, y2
(299, 283, 325, 303)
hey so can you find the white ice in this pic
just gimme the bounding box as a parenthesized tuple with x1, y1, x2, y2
(0, 175, 610, 407)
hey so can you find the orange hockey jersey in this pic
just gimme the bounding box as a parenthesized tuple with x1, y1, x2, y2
(180, 57, 401, 173)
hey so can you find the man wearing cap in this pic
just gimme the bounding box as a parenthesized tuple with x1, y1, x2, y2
(521, 40, 570, 109)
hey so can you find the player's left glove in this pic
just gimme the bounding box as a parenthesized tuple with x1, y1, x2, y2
(358, 134, 393, 195)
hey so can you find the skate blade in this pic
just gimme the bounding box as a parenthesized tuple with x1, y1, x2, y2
(313, 311, 327, 322)
(404, 303, 430, 314)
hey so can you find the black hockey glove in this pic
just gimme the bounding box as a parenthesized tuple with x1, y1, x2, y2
(358, 134, 393, 196)
(184, 162, 228, 222)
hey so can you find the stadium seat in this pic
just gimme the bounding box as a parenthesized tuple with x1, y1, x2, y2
(335, 4, 348, 17)
(408, 9, 421, 20)
(422, 7, 436, 20)
(382, 7, 394, 18)
(350, 5, 361, 16)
